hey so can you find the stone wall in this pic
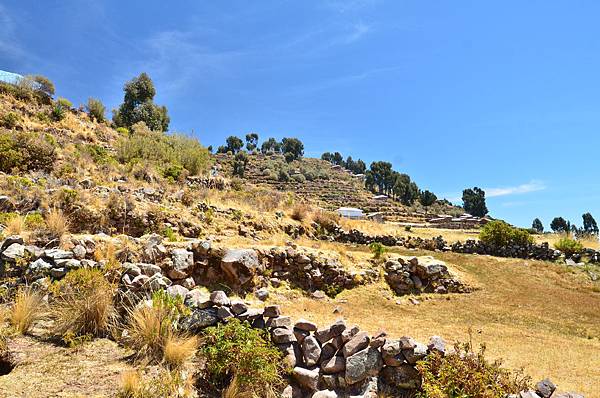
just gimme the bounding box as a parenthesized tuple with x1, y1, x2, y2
(319, 224, 600, 263)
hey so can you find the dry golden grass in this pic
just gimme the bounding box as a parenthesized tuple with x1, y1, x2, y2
(10, 288, 45, 335)
(163, 335, 198, 369)
(271, 246, 600, 397)
(45, 208, 69, 239)
(124, 304, 173, 362)
(5, 215, 25, 236)
(119, 370, 143, 398)
(51, 269, 115, 339)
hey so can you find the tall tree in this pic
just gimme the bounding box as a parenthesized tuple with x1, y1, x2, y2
(462, 187, 488, 217)
(368, 161, 393, 194)
(419, 190, 437, 207)
(225, 136, 243, 154)
(245, 133, 259, 151)
(550, 217, 569, 233)
(261, 138, 281, 154)
(113, 73, 169, 132)
(332, 152, 343, 165)
(582, 212, 599, 234)
(532, 218, 544, 233)
(281, 137, 304, 162)
(321, 152, 333, 162)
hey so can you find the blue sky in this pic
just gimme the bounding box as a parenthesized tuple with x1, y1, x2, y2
(1, 1, 600, 228)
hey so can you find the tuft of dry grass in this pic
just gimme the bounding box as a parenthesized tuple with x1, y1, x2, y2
(51, 268, 115, 340)
(289, 203, 309, 222)
(45, 208, 69, 239)
(163, 334, 198, 369)
(119, 370, 143, 398)
(124, 304, 173, 362)
(11, 288, 45, 335)
(5, 215, 25, 236)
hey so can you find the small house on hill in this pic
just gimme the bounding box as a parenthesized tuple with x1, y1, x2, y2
(366, 212, 384, 223)
(336, 207, 364, 219)
(0, 70, 23, 85)
(372, 194, 388, 201)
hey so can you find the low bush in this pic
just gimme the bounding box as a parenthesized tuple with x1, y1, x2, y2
(116, 122, 211, 178)
(369, 242, 386, 259)
(290, 204, 309, 222)
(554, 237, 584, 257)
(50, 268, 116, 343)
(201, 319, 284, 397)
(1, 112, 20, 129)
(417, 341, 530, 398)
(312, 210, 339, 231)
(11, 288, 45, 334)
(479, 220, 533, 247)
(57, 97, 73, 109)
(51, 104, 66, 121)
(86, 97, 106, 122)
(0, 131, 56, 173)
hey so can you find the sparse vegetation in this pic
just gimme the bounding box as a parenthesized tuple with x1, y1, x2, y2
(369, 242, 386, 259)
(0, 131, 56, 173)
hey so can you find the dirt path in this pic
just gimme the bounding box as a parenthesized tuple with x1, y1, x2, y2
(0, 336, 133, 398)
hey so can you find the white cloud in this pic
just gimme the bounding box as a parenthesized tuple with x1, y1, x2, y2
(484, 180, 546, 198)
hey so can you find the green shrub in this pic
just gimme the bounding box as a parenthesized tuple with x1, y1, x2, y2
(201, 319, 284, 397)
(0, 131, 56, 173)
(116, 122, 210, 177)
(162, 163, 185, 182)
(51, 104, 65, 121)
(57, 97, 73, 109)
(277, 170, 290, 182)
(291, 173, 306, 183)
(417, 341, 530, 398)
(79, 143, 112, 164)
(1, 112, 20, 129)
(86, 97, 106, 122)
(163, 226, 178, 242)
(479, 220, 533, 247)
(116, 127, 129, 135)
(554, 237, 584, 257)
(369, 242, 386, 259)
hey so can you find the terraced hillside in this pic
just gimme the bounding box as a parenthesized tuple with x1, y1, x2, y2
(216, 153, 464, 223)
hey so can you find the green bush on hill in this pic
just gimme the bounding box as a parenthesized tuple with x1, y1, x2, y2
(479, 220, 533, 247)
(554, 237, 583, 257)
(0, 130, 56, 173)
(116, 122, 211, 179)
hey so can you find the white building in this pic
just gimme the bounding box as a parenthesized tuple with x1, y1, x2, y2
(336, 207, 364, 219)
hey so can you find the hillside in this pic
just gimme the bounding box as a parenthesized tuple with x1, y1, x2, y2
(0, 81, 599, 398)
(215, 153, 464, 224)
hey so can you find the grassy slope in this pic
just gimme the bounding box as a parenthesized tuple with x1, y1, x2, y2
(271, 245, 600, 397)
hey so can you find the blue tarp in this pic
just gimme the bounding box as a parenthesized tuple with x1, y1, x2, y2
(0, 70, 24, 84)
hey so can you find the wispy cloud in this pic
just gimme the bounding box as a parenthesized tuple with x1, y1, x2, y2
(484, 180, 546, 198)
(339, 22, 371, 44)
(0, 5, 26, 61)
(137, 30, 246, 94)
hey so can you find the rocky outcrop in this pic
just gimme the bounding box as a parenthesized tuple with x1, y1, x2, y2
(384, 256, 469, 295)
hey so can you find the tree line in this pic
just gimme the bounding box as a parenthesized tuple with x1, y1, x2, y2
(531, 213, 598, 235)
(214, 134, 304, 163)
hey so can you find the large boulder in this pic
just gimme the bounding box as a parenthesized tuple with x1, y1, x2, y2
(345, 347, 383, 385)
(220, 248, 260, 287)
(321, 355, 346, 374)
(179, 308, 219, 332)
(1, 243, 25, 261)
(535, 379, 556, 398)
(301, 335, 321, 367)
